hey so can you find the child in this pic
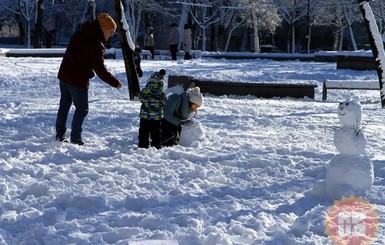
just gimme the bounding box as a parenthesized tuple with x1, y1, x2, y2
(138, 69, 167, 149)
(133, 47, 143, 77)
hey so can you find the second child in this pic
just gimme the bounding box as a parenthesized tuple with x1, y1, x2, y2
(138, 69, 167, 149)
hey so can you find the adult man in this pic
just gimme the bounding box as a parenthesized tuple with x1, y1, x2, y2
(55, 13, 123, 145)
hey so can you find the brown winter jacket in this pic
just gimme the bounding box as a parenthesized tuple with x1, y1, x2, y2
(57, 20, 120, 89)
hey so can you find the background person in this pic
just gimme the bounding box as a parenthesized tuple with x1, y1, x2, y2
(168, 23, 179, 61)
(162, 87, 203, 146)
(133, 47, 143, 77)
(144, 26, 155, 60)
(55, 13, 123, 145)
(182, 24, 192, 60)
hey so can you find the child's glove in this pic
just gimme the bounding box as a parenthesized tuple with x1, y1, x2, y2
(181, 119, 194, 126)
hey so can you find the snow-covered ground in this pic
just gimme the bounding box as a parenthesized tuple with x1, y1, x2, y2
(0, 52, 384, 244)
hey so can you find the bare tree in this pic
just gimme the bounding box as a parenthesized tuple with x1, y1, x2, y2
(223, 9, 247, 52)
(55, 0, 86, 33)
(274, 0, 312, 53)
(0, 2, 17, 39)
(370, 0, 385, 34)
(182, 0, 233, 51)
(81, 0, 96, 23)
(115, 0, 170, 46)
(311, 0, 343, 50)
(343, 0, 360, 50)
(0, 0, 37, 48)
(114, 0, 139, 100)
(33, 0, 44, 48)
(313, 0, 362, 51)
(232, 0, 280, 52)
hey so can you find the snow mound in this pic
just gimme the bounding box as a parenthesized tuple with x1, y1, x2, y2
(312, 155, 374, 200)
(179, 120, 205, 147)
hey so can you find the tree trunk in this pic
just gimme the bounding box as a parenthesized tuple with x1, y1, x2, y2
(358, 0, 385, 107)
(251, 11, 259, 53)
(338, 27, 344, 51)
(306, 25, 311, 53)
(348, 23, 357, 50)
(225, 24, 238, 52)
(82, 0, 96, 23)
(201, 27, 206, 51)
(16, 15, 25, 45)
(114, 0, 140, 100)
(33, 0, 44, 49)
(291, 24, 295, 53)
(27, 21, 31, 48)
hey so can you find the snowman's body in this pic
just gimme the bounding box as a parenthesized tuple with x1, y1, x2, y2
(313, 99, 373, 199)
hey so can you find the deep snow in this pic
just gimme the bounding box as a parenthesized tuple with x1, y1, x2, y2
(0, 51, 384, 244)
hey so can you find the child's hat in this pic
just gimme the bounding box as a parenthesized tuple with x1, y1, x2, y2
(187, 87, 203, 107)
(150, 69, 166, 80)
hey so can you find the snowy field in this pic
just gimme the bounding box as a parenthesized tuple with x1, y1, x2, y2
(0, 52, 384, 244)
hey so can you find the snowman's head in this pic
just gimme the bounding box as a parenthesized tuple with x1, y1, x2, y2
(337, 97, 362, 129)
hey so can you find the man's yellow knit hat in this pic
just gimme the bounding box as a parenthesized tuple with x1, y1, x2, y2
(98, 13, 117, 32)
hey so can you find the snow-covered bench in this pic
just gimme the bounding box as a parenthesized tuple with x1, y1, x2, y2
(4, 48, 116, 59)
(169, 75, 317, 99)
(141, 50, 173, 60)
(141, 49, 201, 60)
(322, 79, 380, 101)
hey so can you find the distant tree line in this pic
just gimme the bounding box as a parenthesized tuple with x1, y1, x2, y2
(0, 0, 384, 53)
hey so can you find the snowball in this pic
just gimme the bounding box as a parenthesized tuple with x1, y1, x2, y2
(179, 120, 205, 147)
(291, 217, 310, 236)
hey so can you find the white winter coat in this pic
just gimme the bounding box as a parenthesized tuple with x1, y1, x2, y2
(182, 28, 192, 53)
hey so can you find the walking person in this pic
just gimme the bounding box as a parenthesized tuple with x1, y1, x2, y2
(169, 23, 179, 61)
(55, 13, 123, 145)
(182, 24, 192, 60)
(162, 87, 203, 147)
(144, 26, 155, 60)
(133, 47, 143, 77)
(138, 69, 167, 149)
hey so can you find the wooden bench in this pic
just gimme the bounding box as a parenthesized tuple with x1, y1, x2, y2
(336, 55, 376, 70)
(168, 75, 317, 99)
(140, 49, 156, 60)
(322, 79, 380, 101)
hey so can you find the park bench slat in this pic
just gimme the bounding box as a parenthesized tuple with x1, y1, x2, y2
(322, 80, 379, 101)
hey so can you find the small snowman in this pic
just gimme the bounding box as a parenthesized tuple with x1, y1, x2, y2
(179, 120, 205, 147)
(313, 97, 374, 200)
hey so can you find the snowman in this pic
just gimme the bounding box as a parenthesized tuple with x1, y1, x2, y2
(313, 97, 374, 200)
